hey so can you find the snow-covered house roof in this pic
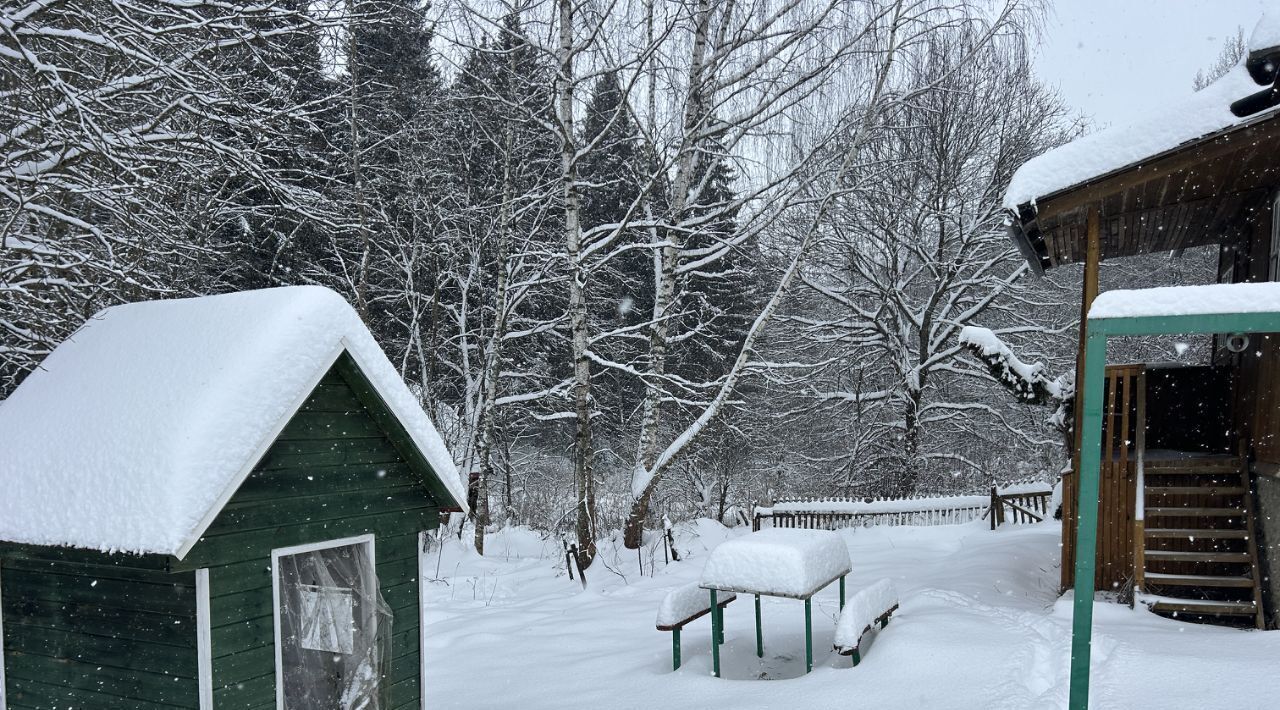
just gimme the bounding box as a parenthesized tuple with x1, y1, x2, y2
(0, 286, 467, 556)
(1005, 15, 1280, 274)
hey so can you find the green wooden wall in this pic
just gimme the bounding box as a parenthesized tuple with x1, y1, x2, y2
(1, 358, 444, 709)
(0, 558, 199, 709)
(186, 363, 440, 710)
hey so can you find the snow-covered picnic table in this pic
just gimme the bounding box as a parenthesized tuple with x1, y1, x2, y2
(697, 528, 852, 676)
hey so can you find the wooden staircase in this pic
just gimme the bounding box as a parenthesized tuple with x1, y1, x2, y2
(1138, 455, 1265, 629)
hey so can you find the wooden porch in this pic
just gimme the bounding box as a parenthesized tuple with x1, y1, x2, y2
(1059, 363, 1265, 628)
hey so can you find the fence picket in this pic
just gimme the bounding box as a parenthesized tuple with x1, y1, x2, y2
(753, 486, 1053, 532)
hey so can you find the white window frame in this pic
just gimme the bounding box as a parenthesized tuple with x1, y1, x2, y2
(270, 534, 376, 710)
(196, 568, 213, 710)
(417, 531, 430, 710)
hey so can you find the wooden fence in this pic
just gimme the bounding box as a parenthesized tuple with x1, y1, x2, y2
(752, 486, 1054, 532)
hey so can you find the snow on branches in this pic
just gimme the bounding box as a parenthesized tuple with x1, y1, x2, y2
(958, 326, 1066, 406)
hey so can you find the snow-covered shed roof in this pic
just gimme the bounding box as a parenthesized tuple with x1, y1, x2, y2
(1005, 15, 1280, 274)
(0, 286, 467, 557)
(1089, 282, 1280, 321)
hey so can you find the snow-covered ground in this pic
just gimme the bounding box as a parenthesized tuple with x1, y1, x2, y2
(422, 521, 1280, 709)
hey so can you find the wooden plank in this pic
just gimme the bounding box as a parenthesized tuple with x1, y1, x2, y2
(1144, 572, 1255, 587)
(1063, 208, 1101, 591)
(273, 409, 387, 441)
(206, 485, 431, 536)
(0, 543, 173, 571)
(1148, 599, 1257, 615)
(5, 622, 197, 677)
(179, 507, 437, 570)
(4, 652, 197, 706)
(1, 569, 196, 616)
(253, 438, 404, 472)
(1145, 550, 1252, 563)
(232, 462, 419, 501)
(2, 597, 194, 648)
(5, 670, 194, 710)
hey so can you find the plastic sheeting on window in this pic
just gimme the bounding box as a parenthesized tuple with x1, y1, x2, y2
(277, 541, 392, 710)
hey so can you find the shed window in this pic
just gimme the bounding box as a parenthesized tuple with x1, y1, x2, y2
(274, 536, 391, 710)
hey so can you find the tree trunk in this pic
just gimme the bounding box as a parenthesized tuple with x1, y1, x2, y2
(624, 0, 907, 545)
(559, 0, 597, 568)
(472, 78, 517, 555)
(625, 0, 712, 549)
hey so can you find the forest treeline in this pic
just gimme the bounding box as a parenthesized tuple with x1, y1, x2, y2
(4, 0, 1126, 562)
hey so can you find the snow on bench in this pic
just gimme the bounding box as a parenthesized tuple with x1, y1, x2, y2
(656, 583, 736, 631)
(657, 583, 736, 671)
(833, 578, 899, 666)
(699, 528, 852, 599)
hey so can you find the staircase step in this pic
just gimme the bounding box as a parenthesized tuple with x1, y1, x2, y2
(1144, 460, 1242, 474)
(1143, 572, 1255, 588)
(1145, 550, 1252, 563)
(1145, 528, 1249, 539)
(1146, 507, 1245, 517)
(1147, 598, 1258, 616)
(1146, 486, 1247, 496)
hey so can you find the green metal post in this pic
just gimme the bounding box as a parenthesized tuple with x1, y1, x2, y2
(672, 628, 681, 671)
(804, 598, 813, 673)
(1069, 331, 1108, 710)
(711, 589, 721, 678)
(755, 594, 763, 658)
(839, 575, 846, 610)
(716, 599, 725, 645)
(851, 648, 861, 667)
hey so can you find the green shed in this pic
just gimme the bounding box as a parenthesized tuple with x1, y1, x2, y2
(0, 286, 467, 710)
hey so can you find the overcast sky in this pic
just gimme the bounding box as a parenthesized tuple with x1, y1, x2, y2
(1035, 0, 1271, 127)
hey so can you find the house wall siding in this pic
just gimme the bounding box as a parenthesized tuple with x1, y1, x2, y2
(191, 367, 438, 710)
(0, 558, 199, 709)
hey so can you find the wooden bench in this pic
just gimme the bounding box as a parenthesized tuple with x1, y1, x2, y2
(833, 579, 898, 667)
(656, 583, 736, 670)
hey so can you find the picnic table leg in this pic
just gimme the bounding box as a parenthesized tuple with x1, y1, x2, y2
(839, 575, 846, 610)
(673, 627, 681, 671)
(711, 590, 721, 678)
(754, 594, 763, 658)
(804, 598, 813, 673)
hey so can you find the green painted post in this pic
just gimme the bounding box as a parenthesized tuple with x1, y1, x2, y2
(1069, 331, 1108, 710)
(755, 594, 763, 658)
(804, 598, 813, 673)
(851, 648, 861, 667)
(839, 575, 846, 610)
(672, 628, 681, 671)
(710, 589, 721, 678)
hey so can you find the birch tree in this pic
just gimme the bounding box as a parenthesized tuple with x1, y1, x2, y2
(620, 0, 1037, 546)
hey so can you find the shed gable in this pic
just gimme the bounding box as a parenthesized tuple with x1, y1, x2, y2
(179, 356, 444, 569)
(170, 358, 441, 709)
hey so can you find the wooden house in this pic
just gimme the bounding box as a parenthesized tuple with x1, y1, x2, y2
(0, 287, 467, 709)
(1004, 23, 1280, 629)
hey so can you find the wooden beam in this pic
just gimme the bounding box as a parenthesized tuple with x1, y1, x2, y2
(1036, 114, 1280, 221)
(1064, 204, 1102, 591)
